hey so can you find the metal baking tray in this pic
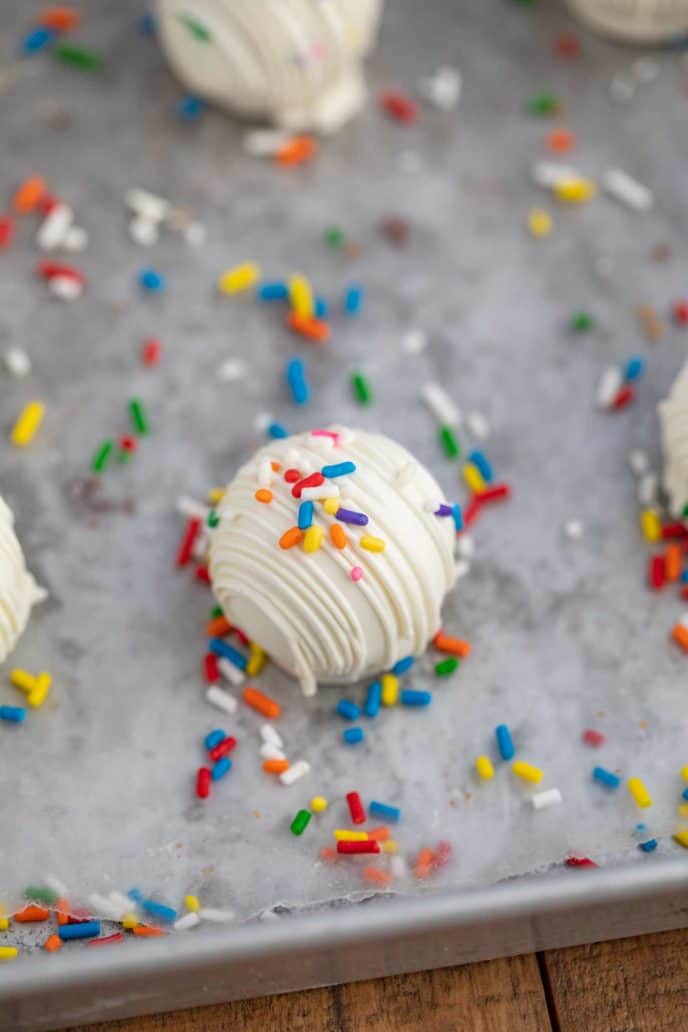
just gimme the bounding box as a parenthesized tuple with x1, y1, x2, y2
(2, 0, 688, 1028)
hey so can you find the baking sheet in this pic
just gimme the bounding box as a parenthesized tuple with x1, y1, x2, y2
(1, 0, 687, 949)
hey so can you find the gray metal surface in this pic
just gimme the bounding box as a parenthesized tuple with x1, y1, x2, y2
(1, 0, 688, 1026)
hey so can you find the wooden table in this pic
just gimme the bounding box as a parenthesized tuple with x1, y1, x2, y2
(75, 927, 688, 1031)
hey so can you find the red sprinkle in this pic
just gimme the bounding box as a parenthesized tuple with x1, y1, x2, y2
(284, 468, 301, 483)
(475, 483, 512, 505)
(554, 31, 581, 57)
(682, 585, 688, 602)
(36, 260, 84, 284)
(38, 194, 61, 215)
(611, 385, 636, 410)
(337, 840, 380, 855)
(566, 856, 598, 869)
(195, 564, 210, 583)
(88, 932, 124, 947)
(291, 472, 325, 498)
(432, 840, 452, 870)
(234, 627, 251, 647)
(582, 729, 606, 747)
(196, 767, 211, 799)
(209, 736, 237, 762)
(203, 653, 219, 684)
(672, 301, 688, 325)
(649, 554, 666, 591)
(176, 517, 201, 567)
(119, 434, 137, 454)
(379, 89, 419, 125)
(346, 790, 366, 825)
(462, 496, 481, 528)
(142, 337, 162, 366)
(0, 215, 14, 249)
(662, 522, 688, 540)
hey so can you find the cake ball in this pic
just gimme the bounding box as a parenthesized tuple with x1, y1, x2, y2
(0, 495, 44, 664)
(209, 427, 457, 696)
(659, 360, 688, 518)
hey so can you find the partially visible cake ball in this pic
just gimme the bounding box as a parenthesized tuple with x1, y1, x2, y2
(0, 496, 44, 664)
(659, 361, 688, 518)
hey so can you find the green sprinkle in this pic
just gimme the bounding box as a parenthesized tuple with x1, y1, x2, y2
(91, 439, 114, 474)
(23, 886, 59, 905)
(129, 398, 150, 436)
(325, 227, 345, 248)
(210, 605, 223, 619)
(351, 372, 373, 406)
(54, 43, 103, 71)
(683, 504, 688, 519)
(178, 13, 212, 41)
(208, 510, 220, 528)
(526, 91, 560, 116)
(290, 809, 312, 836)
(435, 657, 459, 677)
(570, 312, 595, 333)
(439, 425, 461, 459)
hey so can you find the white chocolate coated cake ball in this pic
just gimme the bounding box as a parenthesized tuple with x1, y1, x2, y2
(0, 496, 43, 664)
(659, 360, 688, 518)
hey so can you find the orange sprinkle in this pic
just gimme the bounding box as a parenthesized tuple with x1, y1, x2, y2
(35, 6, 81, 31)
(413, 848, 434, 880)
(433, 631, 471, 658)
(672, 624, 688, 653)
(279, 526, 303, 550)
(275, 136, 318, 166)
(205, 615, 232, 638)
(362, 866, 392, 887)
(666, 543, 682, 582)
(320, 846, 338, 863)
(43, 934, 63, 953)
(133, 925, 166, 938)
(546, 128, 576, 153)
(270, 461, 281, 472)
(286, 312, 331, 343)
(255, 488, 273, 504)
(55, 898, 70, 925)
(262, 758, 289, 774)
(13, 175, 47, 214)
(330, 524, 347, 550)
(14, 904, 50, 923)
(367, 825, 391, 842)
(243, 685, 281, 719)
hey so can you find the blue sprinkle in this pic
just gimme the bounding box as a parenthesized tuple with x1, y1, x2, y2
(0, 705, 26, 723)
(624, 355, 646, 383)
(364, 680, 381, 717)
(59, 921, 101, 941)
(321, 461, 356, 479)
(138, 268, 165, 292)
(495, 724, 515, 761)
(337, 698, 360, 721)
(298, 500, 314, 530)
(208, 637, 248, 670)
(211, 756, 232, 780)
(138, 12, 157, 37)
(682, 787, 688, 801)
(127, 888, 144, 903)
(680, 569, 688, 584)
(639, 838, 658, 853)
(285, 357, 309, 406)
(176, 94, 206, 121)
(257, 281, 289, 301)
(369, 800, 401, 823)
(343, 726, 364, 745)
(401, 689, 432, 707)
(468, 450, 493, 484)
(593, 766, 621, 789)
(392, 656, 414, 676)
(314, 296, 328, 319)
(20, 26, 55, 55)
(204, 728, 226, 751)
(344, 284, 363, 315)
(268, 422, 288, 439)
(142, 899, 177, 923)
(635, 823, 648, 833)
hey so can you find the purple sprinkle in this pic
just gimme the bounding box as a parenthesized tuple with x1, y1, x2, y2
(434, 504, 453, 517)
(335, 507, 369, 526)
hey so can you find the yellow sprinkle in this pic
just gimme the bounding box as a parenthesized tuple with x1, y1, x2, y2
(381, 673, 399, 706)
(303, 525, 324, 553)
(11, 401, 45, 447)
(512, 760, 544, 785)
(0, 904, 8, 932)
(554, 178, 597, 203)
(27, 672, 52, 709)
(207, 487, 225, 505)
(475, 755, 495, 781)
(640, 508, 661, 543)
(10, 668, 37, 693)
(627, 777, 652, 808)
(322, 497, 339, 515)
(334, 829, 369, 842)
(463, 463, 486, 494)
(288, 273, 314, 318)
(381, 840, 398, 854)
(681, 766, 688, 782)
(0, 947, 18, 962)
(673, 829, 688, 849)
(217, 262, 261, 295)
(184, 895, 200, 913)
(246, 643, 266, 677)
(528, 208, 552, 238)
(360, 534, 385, 553)
(310, 795, 328, 813)
(122, 913, 139, 930)
(677, 804, 688, 818)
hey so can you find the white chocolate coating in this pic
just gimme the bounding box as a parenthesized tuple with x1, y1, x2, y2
(0, 496, 42, 664)
(659, 360, 688, 517)
(156, 0, 383, 133)
(209, 428, 456, 695)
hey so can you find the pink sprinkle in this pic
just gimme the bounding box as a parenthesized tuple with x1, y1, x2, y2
(311, 428, 340, 444)
(582, 729, 605, 747)
(351, 566, 363, 582)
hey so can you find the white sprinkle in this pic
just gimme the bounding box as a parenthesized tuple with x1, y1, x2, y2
(279, 760, 311, 786)
(596, 365, 622, 409)
(627, 449, 649, 477)
(37, 202, 73, 251)
(199, 907, 236, 923)
(402, 329, 427, 355)
(423, 498, 442, 513)
(260, 723, 283, 748)
(176, 495, 209, 521)
(397, 150, 422, 174)
(418, 65, 462, 110)
(259, 742, 286, 760)
(88, 893, 122, 921)
(532, 788, 563, 811)
(531, 162, 583, 188)
(184, 221, 206, 247)
(421, 382, 461, 426)
(390, 855, 408, 879)
(610, 75, 635, 103)
(4, 347, 31, 378)
(679, 611, 688, 630)
(174, 912, 200, 931)
(456, 534, 475, 558)
(191, 532, 209, 561)
(638, 472, 658, 506)
(49, 275, 82, 301)
(454, 559, 471, 579)
(217, 657, 245, 687)
(206, 684, 238, 715)
(253, 411, 272, 432)
(466, 410, 490, 440)
(603, 168, 653, 212)
(300, 484, 340, 502)
(395, 462, 416, 489)
(44, 874, 68, 898)
(125, 188, 171, 222)
(257, 458, 274, 488)
(128, 215, 159, 247)
(32, 584, 49, 605)
(564, 519, 584, 540)
(108, 891, 135, 919)
(217, 357, 247, 382)
(632, 58, 660, 84)
(243, 128, 292, 156)
(63, 226, 88, 252)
